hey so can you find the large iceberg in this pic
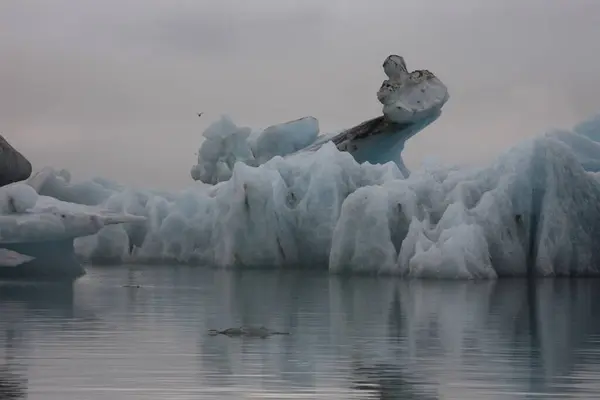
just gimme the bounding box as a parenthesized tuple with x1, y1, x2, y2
(7, 54, 600, 279)
(22, 113, 600, 279)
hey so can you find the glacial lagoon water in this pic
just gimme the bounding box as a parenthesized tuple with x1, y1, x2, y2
(2, 266, 600, 399)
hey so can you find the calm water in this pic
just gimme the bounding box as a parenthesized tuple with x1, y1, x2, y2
(2, 267, 600, 399)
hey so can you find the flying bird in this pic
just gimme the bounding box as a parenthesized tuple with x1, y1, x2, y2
(197, 112, 203, 118)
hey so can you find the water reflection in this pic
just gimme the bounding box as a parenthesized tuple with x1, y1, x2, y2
(351, 360, 439, 399)
(1, 322, 27, 400)
(2, 269, 600, 399)
(0, 282, 76, 400)
(0, 367, 26, 400)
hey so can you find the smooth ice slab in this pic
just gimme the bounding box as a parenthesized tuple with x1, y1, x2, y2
(252, 117, 320, 164)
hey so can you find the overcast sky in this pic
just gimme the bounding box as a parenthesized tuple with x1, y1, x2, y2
(2, 0, 600, 189)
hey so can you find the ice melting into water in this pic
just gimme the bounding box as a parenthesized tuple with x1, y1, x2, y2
(5, 54, 600, 279)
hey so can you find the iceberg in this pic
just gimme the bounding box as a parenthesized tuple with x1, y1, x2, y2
(28, 113, 600, 279)
(0, 179, 146, 280)
(7, 53, 600, 279)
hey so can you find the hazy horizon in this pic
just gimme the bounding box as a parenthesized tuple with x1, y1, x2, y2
(2, 0, 600, 189)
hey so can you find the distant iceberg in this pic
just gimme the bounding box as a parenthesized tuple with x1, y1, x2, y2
(4, 54, 600, 279)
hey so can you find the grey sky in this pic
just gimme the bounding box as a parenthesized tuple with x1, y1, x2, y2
(2, 0, 600, 189)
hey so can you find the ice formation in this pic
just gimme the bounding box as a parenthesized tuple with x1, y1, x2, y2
(190, 55, 449, 184)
